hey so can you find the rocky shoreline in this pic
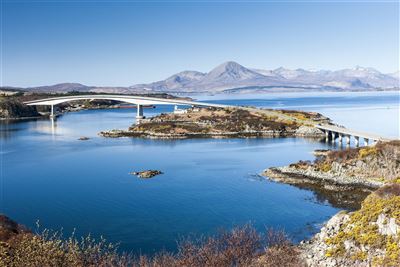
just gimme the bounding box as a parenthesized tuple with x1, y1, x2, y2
(99, 126, 325, 139)
(300, 185, 400, 267)
(264, 166, 382, 191)
(263, 141, 400, 266)
(263, 167, 374, 210)
(300, 212, 355, 267)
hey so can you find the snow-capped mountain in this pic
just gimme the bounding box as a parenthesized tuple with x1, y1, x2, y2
(129, 61, 293, 93)
(326, 67, 398, 89)
(272, 67, 310, 79)
(127, 61, 399, 93)
(187, 61, 285, 91)
(203, 61, 264, 82)
(388, 71, 400, 80)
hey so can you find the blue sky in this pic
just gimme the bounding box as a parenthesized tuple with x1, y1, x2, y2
(2, 0, 399, 87)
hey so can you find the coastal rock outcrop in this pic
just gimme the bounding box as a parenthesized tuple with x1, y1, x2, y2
(301, 184, 400, 267)
(295, 125, 325, 136)
(0, 99, 40, 119)
(264, 140, 400, 266)
(264, 141, 400, 190)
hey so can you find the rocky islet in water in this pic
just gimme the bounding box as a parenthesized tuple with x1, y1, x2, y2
(129, 170, 163, 178)
(100, 106, 331, 139)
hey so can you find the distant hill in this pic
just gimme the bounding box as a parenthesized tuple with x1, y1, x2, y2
(28, 83, 90, 92)
(8, 61, 399, 94)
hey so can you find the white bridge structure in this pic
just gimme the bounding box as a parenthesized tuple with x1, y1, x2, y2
(24, 94, 228, 120)
(25, 94, 394, 146)
(316, 124, 392, 146)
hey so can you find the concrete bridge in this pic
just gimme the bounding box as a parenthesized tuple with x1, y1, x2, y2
(316, 124, 392, 146)
(24, 94, 228, 119)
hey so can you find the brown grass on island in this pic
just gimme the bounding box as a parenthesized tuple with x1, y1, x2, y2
(128, 107, 329, 138)
(277, 109, 326, 121)
(0, 217, 303, 267)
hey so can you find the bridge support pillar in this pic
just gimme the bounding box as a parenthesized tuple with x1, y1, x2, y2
(364, 138, 369, 146)
(325, 130, 329, 141)
(355, 136, 359, 147)
(346, 135, 351, 145)
(338, 133, 342, 143)
(331, 131, 336, 143)
(136, 104, 145, 121)
(50, 104, 55, 118)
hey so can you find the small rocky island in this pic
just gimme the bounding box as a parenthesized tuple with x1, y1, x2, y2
(264, 140, 400, 266)
(100, 106, 330, 139)
(130, 170, 163, 178)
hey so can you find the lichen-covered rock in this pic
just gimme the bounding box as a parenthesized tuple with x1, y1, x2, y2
(301, 184, 400, 267)
(376, 214, 399, 236)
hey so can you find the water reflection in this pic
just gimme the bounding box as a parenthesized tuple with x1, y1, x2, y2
(30, 117, 58, 136)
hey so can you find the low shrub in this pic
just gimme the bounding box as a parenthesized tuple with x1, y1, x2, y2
(375, 183, 400, 198)
(317, 162, 332, 172)
(0, 218, 304, 267)
(358, 146, 378, 159)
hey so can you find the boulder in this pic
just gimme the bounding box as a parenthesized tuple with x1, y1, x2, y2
(295, 126, 325, 137)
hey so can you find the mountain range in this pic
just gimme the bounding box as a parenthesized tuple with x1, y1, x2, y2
(11, 61, 400, 94)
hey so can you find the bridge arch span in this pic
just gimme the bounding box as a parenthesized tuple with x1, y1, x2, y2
(24, 94, 228, 119)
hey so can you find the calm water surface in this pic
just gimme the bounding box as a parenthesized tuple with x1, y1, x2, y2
(1, 91, 398, 253)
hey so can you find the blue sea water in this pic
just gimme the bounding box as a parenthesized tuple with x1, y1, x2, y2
(1, 91, 398, 254)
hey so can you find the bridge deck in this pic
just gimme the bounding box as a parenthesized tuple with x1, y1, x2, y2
(316, 124, 392, 141)
(24, 94, 230, 108)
